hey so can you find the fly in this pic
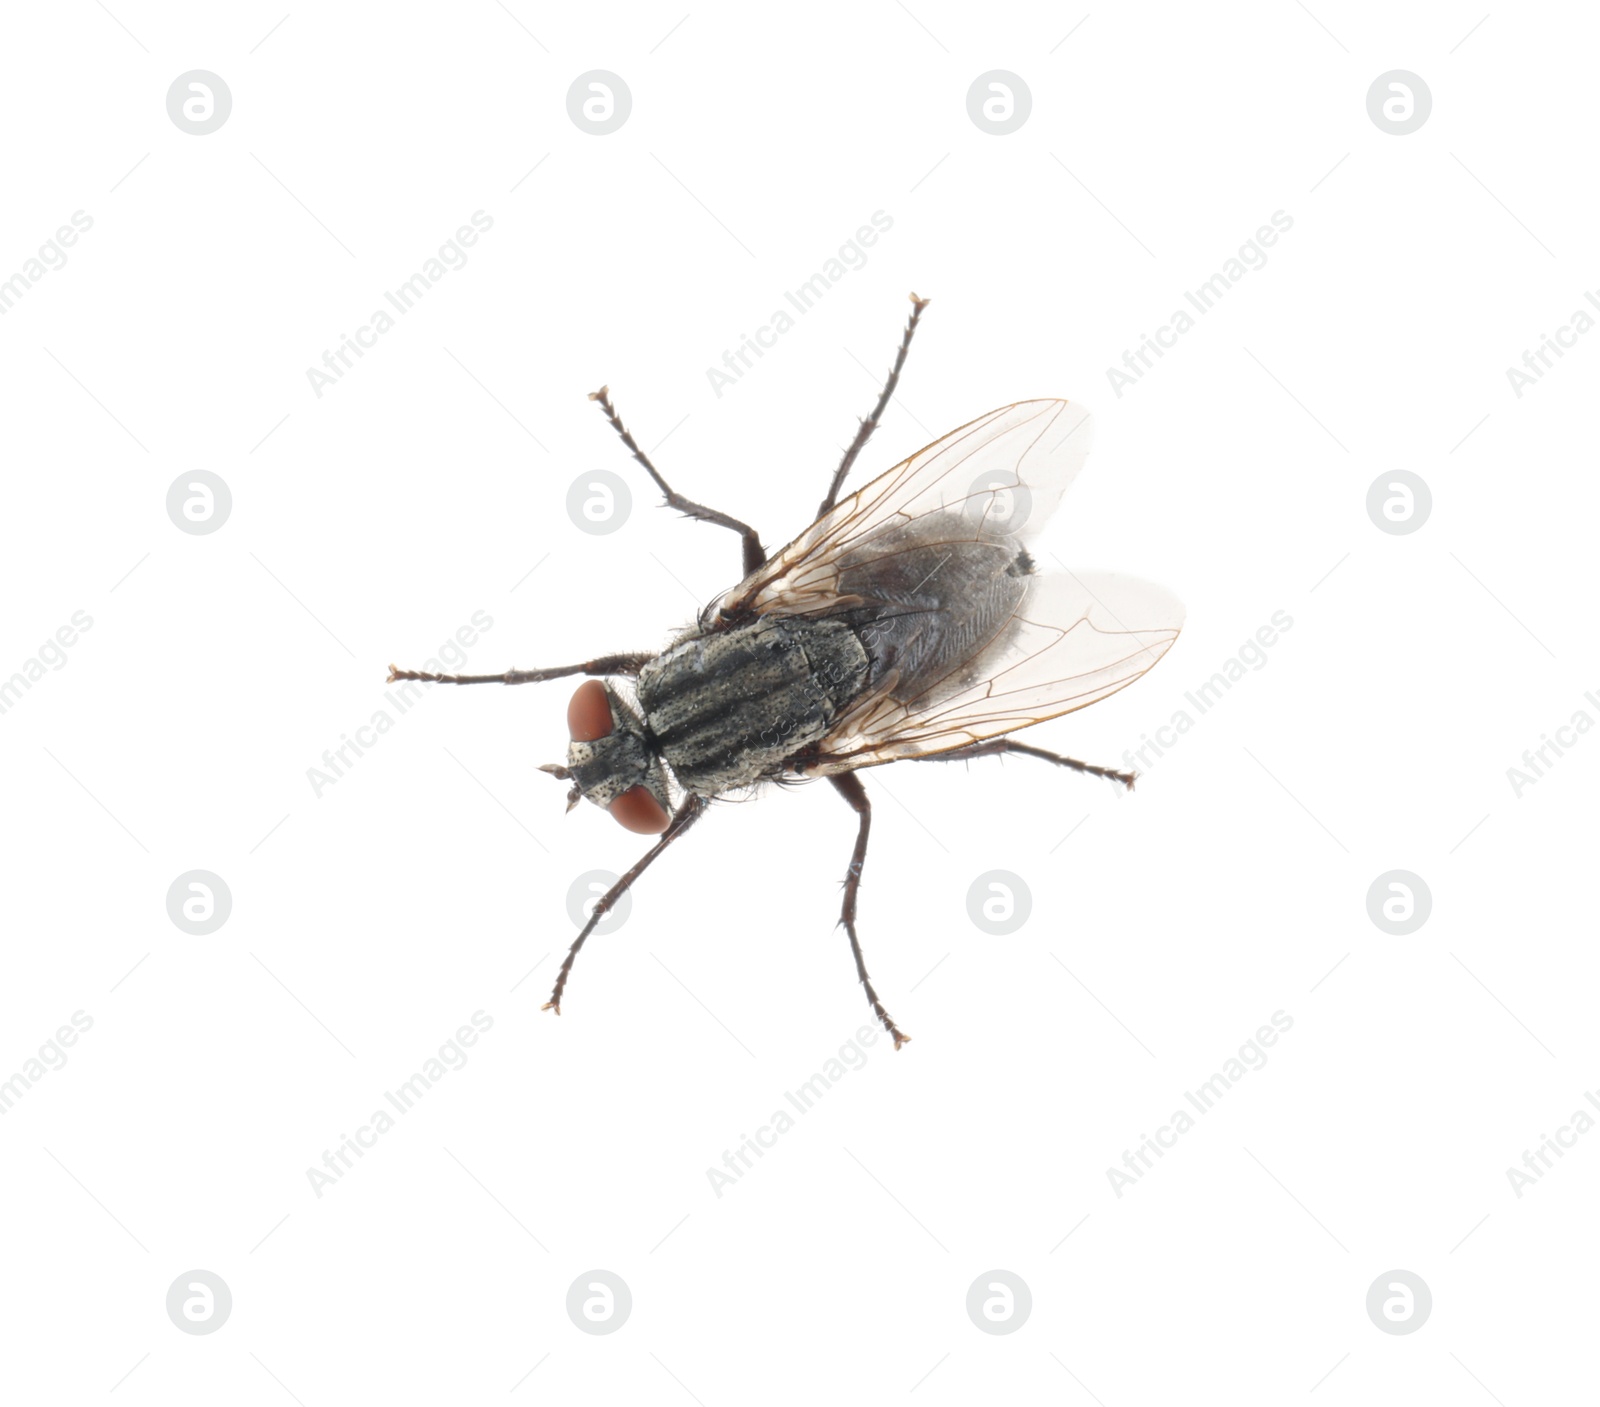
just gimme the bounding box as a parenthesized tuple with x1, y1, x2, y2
(390, 295, 1183, 1049)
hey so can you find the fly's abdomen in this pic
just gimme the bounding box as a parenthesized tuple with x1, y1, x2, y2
(637, 617, 869, 794)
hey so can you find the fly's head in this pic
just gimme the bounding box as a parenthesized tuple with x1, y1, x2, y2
(539, 679, 672, 834)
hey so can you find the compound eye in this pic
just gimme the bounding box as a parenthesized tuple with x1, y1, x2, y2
(609, 785, 670, 835)
(567, 679, 613, 742)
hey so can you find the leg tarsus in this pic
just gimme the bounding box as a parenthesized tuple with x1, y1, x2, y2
(588, 385, 765, 575)
(817, 292, 931, 519)
(541, 795, 708, 1016)
(828, 773, 911, 1050)
(917, 738, 1137, 790)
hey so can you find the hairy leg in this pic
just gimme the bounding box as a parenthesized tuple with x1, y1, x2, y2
(828, 772, 911, 1050)
(588, 385, 765, 576)
(543, 794, 709, 1015)
(914, 737, 1137, 790)
(816, 292, 931, 519)
(387, 653, 653, 687)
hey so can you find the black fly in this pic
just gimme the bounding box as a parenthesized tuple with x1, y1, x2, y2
(390, 295, 1183, 1049)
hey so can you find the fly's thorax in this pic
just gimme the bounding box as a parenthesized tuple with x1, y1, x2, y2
(561, 680, 673, 833)
(636, 617, 871, 795)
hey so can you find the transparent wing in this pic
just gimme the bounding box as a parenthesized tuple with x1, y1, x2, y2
(710, 400, 1095, 619)
(805, 571, 1184, 774)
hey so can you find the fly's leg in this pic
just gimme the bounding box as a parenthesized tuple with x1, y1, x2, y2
(828, 773, 911, 1050)
(386, 653, 653, 687)
(916, 738, 1138, 791)
(588, 385, 766, 576)
(543, 794, 708, 1016)
(817, 292, 931, 518)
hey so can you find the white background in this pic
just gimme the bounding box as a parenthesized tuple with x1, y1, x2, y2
(2, 1, 1596, 1401)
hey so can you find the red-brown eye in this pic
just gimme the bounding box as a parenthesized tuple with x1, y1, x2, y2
(610, 785, 670, 835)
(567, 679, 613, 742)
